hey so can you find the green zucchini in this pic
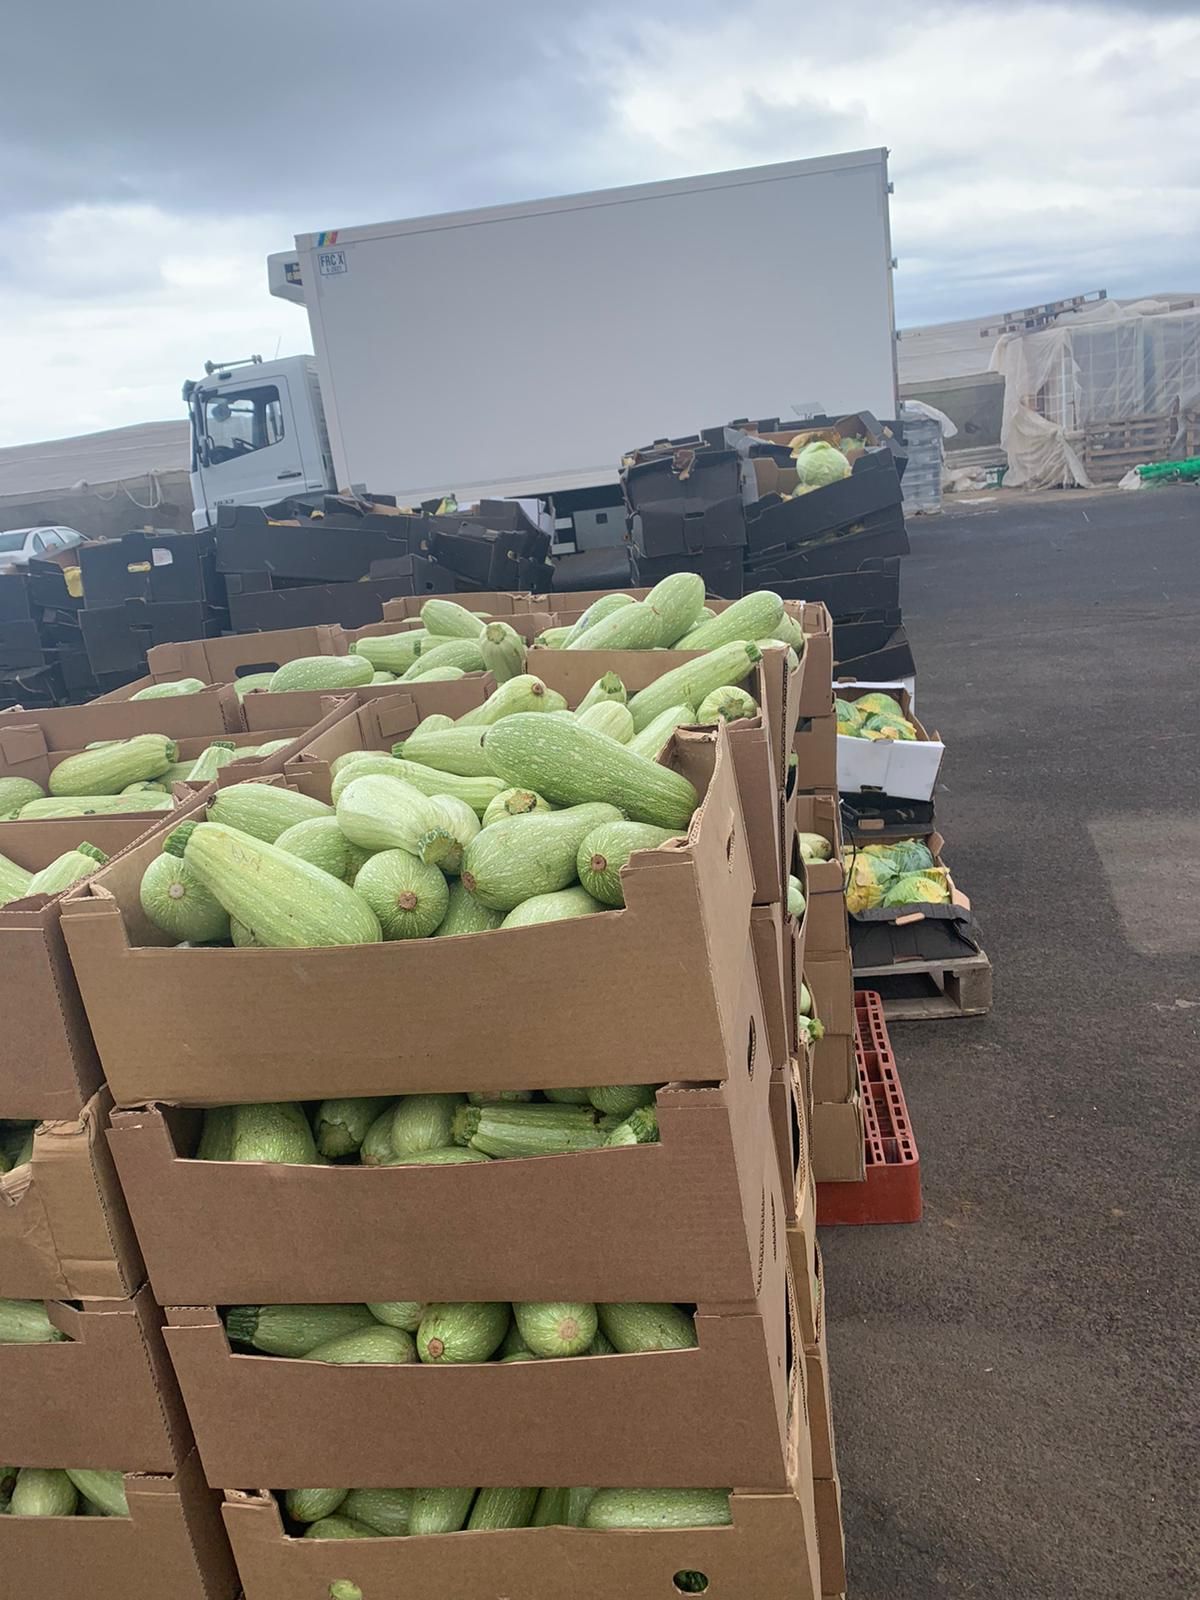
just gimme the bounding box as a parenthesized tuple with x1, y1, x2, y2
(560, 593, 635, 648)
(433, 880, 504, 937)
(230, 1103, 319, 1164)
(304, 1324, 417, 1365)
(9, 1468, 78, 1517)
(597, 1302, 697, 1351)
(455, 1102, 615, 1158)
(64, 1470, 127, 1517)
(771, 607, 806, 649)
(340, 1487, 413, 1536)
(329, 755, 407, 802)
(314, 1098, 394, 1159)
(0, 1299, 68, 1344)
(196, 1107, 236, 1161)
(388, 1094, 463, 1157)
(484, 714, 698, 830)
(576, 702, 634, 743)
(500, 887, 604, 927)
(234, 671, 277, 698)
(392, 726, 494, 778)
(339, 758, 504, 819)
(428, 796, 481, 871)
(139, 852, 231, 942)
(359, 1103, 403, 1166)
(643, 572, 707, 646)
(531, 1487, 569, 1526)
(0, 851, 34, 907)
(377, 1146, 491, 1167)
(26, 842, 108, 898)
(366, 1302, 425, 1332)
(400, 639, 486, 681)
(674, 592, 784, 650)
(543, 1087, 593, 1104)
(275, 817, 371, 884)
(696, 686, 758, 723)
(480, 621, 526, 683)
(229, 916, 258, 947)
(587, 1084, 656, 1117)
(460, 802, 621, 912)
(408, 664, 468, 683)
(513, 1302, 598, 1358)
(0, 777, 45, 817)
(370, 670, 398, 683)
(575, 672, 627, 713)
(467, 1487, 539, 1530)
(352, 850, 449, 939)
(49, 735, 175, 797)
(129, 677, 206, 700)
(267, 655, 374, 693)
(455, 675, 552, 728)
(787, 875, 806, 918)
(535, 626, 573, 649)
(285, 1487, 348, 1523)
(583, 1488, 731, 1529)
(564, 600, 660, 651)
(499, 1321, 534, 1358)
(121, 781, 168, 795)
(416, 1302, 510, 1364)
(588, 1330, 615, 1355)
(627, 641, 762, 733)
(355, 633, 427, 675)
(605, 1105, 660, 1146)
(467, 1089, 534, 1105)
(19, 794, 171, 819)
(481, 788, 552, 827)
(576, 820, 676, 906)
(421, 599, 487, 638)
(186, 741, 239, 783)
(408, 1487, 476, 1535)
(208, 783, 332, 843)
(303, 1515, 376, 1539)
(165, 822, 382, 948)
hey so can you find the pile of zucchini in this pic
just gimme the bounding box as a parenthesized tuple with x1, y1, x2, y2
(0, 1468, 128, 1518)
(195, 1090, 661, 1163)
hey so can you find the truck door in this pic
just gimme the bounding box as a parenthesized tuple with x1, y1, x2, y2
(194, 376, 307, 515)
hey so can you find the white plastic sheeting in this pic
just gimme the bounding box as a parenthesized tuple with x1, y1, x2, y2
(989, 298, 1200, 489)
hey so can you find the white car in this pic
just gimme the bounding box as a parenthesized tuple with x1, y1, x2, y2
(0, 526, 85, 569)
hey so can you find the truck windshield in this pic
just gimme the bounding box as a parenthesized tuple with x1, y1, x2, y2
(200, 385, 285, 466)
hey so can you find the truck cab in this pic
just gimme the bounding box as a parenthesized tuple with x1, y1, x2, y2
(184, 354, 334, 531)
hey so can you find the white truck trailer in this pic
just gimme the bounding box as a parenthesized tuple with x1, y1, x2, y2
(185, 147, 897, 530)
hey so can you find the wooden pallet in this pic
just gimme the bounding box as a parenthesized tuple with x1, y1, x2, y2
(853, 949, 993, 1020)
(1083, 412, 1176, 482)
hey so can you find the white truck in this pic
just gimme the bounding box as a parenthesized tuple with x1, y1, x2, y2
(185, 147, 898, 533)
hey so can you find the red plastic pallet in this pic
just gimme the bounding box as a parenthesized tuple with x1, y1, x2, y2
(816, 990, 922, 1225)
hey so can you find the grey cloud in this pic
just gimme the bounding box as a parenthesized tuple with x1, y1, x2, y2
(0, 0, 651, 223)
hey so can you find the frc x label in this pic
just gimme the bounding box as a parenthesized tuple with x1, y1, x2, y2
(318, 249, 347, 276)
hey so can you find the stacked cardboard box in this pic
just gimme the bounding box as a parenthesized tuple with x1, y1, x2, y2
(50, 610, 833, 1599)
(0, 801, 238, 1597)
(0, 564, 95, 709)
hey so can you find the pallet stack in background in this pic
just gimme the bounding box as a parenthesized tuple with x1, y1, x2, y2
(0, 562, 95, 710)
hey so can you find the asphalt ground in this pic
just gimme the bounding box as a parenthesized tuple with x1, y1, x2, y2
(823, 485, 1200, 1599)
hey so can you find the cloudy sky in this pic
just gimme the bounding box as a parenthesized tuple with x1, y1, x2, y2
(2, 0, 1198, 445)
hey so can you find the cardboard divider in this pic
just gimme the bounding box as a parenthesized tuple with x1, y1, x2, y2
(0, 1448, 238, 1600)
(108, 944, 773, 1307)
(0, 1086, 143, 1300)
(811, 1099, 866, 1185)
(0, 815, 172, 1119)
(0, 1282, 192, 1470)
(239, 671, 495, 732)
(164, 1164, 790, 1492)
(791, 708, 837, 793)
(791, 792, 848, 956)
(62, 728, 752, 1108)
(0, 687, 239, 748)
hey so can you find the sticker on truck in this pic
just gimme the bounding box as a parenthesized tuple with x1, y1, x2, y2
(318, 249, 347, 276)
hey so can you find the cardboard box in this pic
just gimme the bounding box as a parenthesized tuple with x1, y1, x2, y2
(788, 1221, 823, 1352)
(0, 1283, 191, 1470)
(834, 623, 916, 683)
(0, 1087, 143, 1300)
(164, 1192, 789, 1490)
(96, 623, 349, 701)
(848, 829, 981, 968)
(813, 1473, 847, 1598)
(167, 698, 355, 790)
(0, 728, 191, 827)
(381, 591, 534, 620)
(80, 599, 226, 680)
(237, 673, 493, 733)
(806, 954, 855, 1039)
(108, 947, 772, 1307)
(811, 1098, 866, 1185)
(213, 515, 427, 585)
(78, 530, 225, 610)
(0, 1448, 238, 1600)
(221, 1391, 820, 1600)
(226, 575, 419, 632)
(791, 709, 837, 793)
(0, 687, 238, 748)
(753, 902, 803, 1070)
(791, 793, 847, 957)
(811, 1031, 855, 1104)
(0, 816, 167, 1119)
(805, 1297, 836, 1482)
(769, 1068, 796, 1230)
(744, 450, 904, 555)
(63, 728, 753, 1107)
(837, 684, 944, 803)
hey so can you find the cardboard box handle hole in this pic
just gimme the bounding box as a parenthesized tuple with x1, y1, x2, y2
(674, 1574, 710, 1594)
